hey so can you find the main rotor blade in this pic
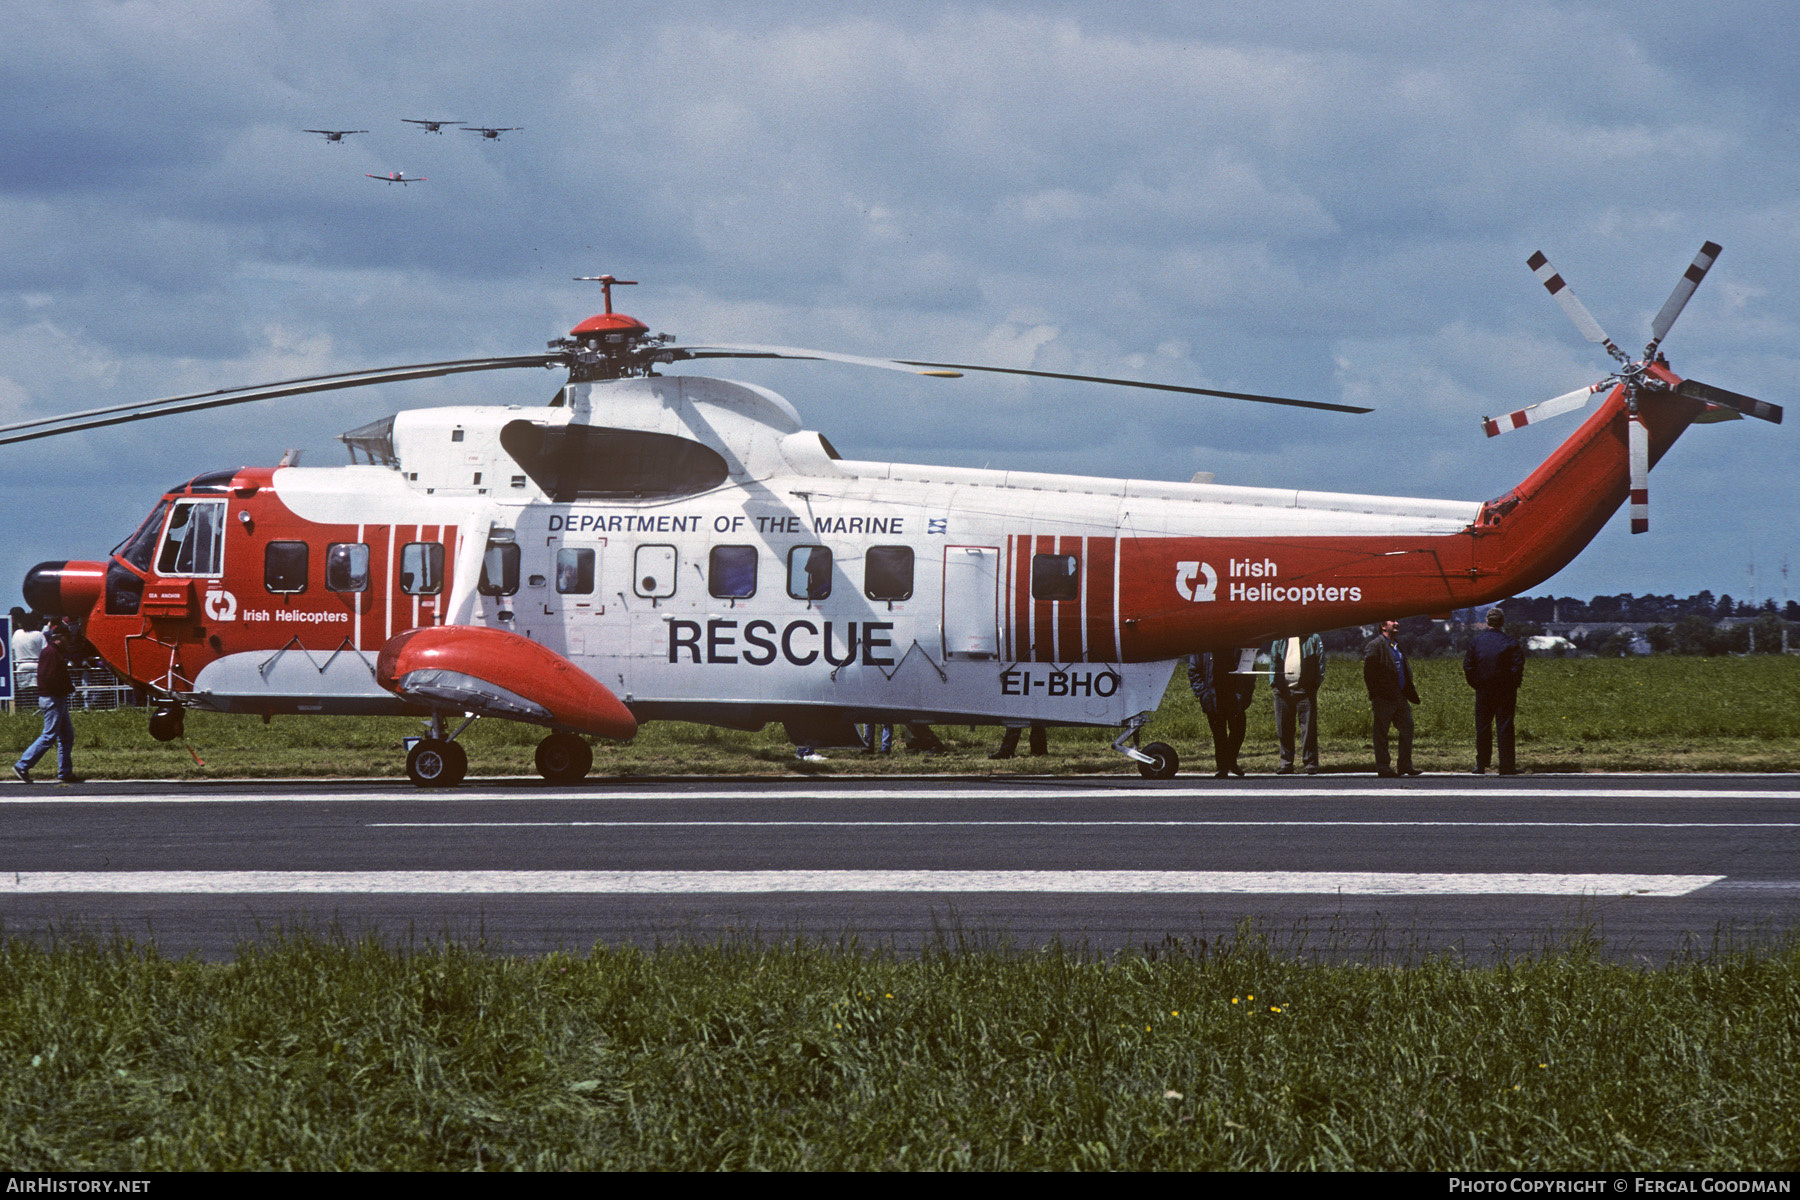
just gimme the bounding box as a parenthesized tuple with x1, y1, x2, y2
(1528, 250, 1627, 364)
(665, 343, 1367, 412)
(0, 355, 560, 447)
(1674, 378, 1783, 424)
(667, 344, 967, 378)
(890, 360, 1370, 413)
(1645, 240, 1721, 359)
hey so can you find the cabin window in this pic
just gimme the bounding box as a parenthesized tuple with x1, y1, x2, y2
(399, 543, 443, 595)
(264, 541, 309, 594)
(326, 543, 370, 593)
(479, 542, 520, 597)
(1031, 553, 1080, 601)
(156, 499, 226, 577)
(787, 545, 832, 601)
(634, 545, 676, 598)
(864, 546, 914, 601)
(556, 547, 595, 594)
(709, 545, 758, 600)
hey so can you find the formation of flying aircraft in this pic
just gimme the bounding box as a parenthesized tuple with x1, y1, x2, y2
(4, 247, 1778, 786)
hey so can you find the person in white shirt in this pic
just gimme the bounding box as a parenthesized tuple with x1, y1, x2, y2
(9, 608, 46, 697)
(1267, 633, 1325, 775)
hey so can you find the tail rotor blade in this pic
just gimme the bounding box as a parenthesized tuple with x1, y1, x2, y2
(1482, 380, 1611, 437)
(1645, 241, 1722, 359)
(1628, 411, 1650, 534)
(1675, 378, 1783, 425)
(1528, 250, 1628, 364)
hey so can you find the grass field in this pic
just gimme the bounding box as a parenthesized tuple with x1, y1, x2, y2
(1, 930, 1795, 1171)
(3, 654, 1796, 779)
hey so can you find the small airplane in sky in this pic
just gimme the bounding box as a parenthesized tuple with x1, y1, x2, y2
(304, 129, 367, 143)
(402, 119, 464, 134)
(464, 126, 522, 139)
(367, 171, 427, 186)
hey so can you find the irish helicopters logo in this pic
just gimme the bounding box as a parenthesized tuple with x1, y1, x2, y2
(1174, 561, 1217, 602)
(203, 589, 238, 622)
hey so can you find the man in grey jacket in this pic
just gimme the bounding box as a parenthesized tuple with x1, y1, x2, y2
(1268, 633, 1325, 775)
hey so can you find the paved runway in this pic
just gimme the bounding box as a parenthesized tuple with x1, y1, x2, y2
(3, 773, 1797, 960)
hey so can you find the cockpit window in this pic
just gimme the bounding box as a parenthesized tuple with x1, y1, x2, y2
(156, 499, 226, 576)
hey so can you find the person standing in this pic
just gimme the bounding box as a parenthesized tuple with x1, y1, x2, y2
(989, 721, 1046, 759)
(14, 620, 78, 784)
(1362, 620, 1422, 777)
(1463, 608, 1525, 775)
(1189, 650, 1255, 778)
(1268, 632, 1325, 774)
(9, 608, 45, 701)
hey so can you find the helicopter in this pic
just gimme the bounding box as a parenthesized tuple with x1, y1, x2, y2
(304, 129, 368, 143)
(6, 248, 1779, 787)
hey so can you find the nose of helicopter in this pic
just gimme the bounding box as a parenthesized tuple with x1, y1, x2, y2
(22, 560, 106, 617)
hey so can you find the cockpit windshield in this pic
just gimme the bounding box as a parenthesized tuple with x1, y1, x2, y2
(111, 498, 172, 571)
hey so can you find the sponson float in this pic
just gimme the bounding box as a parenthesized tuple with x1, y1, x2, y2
(8, 253, 1779, 785)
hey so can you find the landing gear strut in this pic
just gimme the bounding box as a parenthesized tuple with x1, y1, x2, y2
(1113, 714, 1179, 780)
(535, 732, 593, 784)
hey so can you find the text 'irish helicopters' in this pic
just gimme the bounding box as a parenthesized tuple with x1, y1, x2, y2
(7, 250, 1779, 785)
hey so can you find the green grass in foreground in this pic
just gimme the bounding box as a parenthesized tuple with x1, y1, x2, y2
(1, 931, 1796, 1170)
(3, 654, 1797, 778)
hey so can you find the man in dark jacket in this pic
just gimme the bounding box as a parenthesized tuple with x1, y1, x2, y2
(13, 620, 78, 784)
(1463, 608, 1526, 774)
(1268, 633, 1325, 774)
(1189, 650, 1255, 778)
(1362, 620, 1422, 777)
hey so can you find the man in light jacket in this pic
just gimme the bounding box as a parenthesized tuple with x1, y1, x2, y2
(1268, 633, 1325, 775)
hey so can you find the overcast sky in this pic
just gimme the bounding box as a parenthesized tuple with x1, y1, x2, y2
(3, 0, 1795, 608)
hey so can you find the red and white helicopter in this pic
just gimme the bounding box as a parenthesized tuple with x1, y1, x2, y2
(6, 249, 1779, 786)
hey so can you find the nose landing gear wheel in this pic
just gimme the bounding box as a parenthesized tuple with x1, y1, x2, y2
(1136, 741, 1179, 780)
(535, 732, 593, 783)
(406, 738, 467, 788)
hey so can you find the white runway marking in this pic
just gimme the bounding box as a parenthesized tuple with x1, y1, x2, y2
(368, 819, 1800, 830)
(0, 870, 1724, 897)
(4, 785, 1797, 805)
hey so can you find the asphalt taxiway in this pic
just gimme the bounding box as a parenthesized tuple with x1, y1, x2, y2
(3, 773, 1797, 960)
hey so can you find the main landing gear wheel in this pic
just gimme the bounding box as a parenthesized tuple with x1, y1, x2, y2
(535, 732, 593, 784)
(1136, 742, 1179, 780)
(406, 738, 467, 788)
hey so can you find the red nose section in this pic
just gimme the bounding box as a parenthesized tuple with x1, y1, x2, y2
(22, 561, 105, 617)
(376, 626, 637, 740)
